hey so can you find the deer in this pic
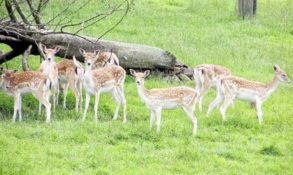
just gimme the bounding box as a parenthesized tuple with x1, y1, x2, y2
(0, 68, 51, 123)
(39, 45, 60, 112)
(129, 69, 198, 135)
(56, 57, 84, 111)
(73, 49, 127, 123)
(93, 51, 120, 68)
(206, 64, 291, 124)
(194, 64, 231, 112)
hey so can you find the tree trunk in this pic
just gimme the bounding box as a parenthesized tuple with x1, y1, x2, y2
(0, 22, 193, 79)
(238, 0, 257, 19)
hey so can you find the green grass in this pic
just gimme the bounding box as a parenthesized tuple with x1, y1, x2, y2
(1, 0, 293, 174)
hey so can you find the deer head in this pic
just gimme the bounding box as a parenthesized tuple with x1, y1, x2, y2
(274, 64, 291, 83)
(79, 49, 99, 69)
(43, 45, 60, 62)
(130, 69, 150, 86)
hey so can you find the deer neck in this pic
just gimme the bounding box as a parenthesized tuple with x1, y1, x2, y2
(264, 75, 280, 98)
(137, 82, 150, 102)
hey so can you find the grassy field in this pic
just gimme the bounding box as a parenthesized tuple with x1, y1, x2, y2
(1, 0, 293, 174)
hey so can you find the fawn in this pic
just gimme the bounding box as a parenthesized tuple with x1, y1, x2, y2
(194, 64, 231, 112)
(93, 51, 119, 68)
(73, 49, 127, 123)
(206, 65, 291, 124)
(0, 68, 51, 123)
(56, 57, 84, 111)
(39, 45, 59, 112)
(130, 69, 198, 135)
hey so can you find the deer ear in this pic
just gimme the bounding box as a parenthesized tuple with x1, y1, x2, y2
(79, 48, 86, 55)
(73, 56, 81, 67)
(129, 69, 136, 76)
(274, 64, 280, 71)
(54, 46, 61, 53)
(144, 70, 150, 77)
(94, 50, 100, 56)
(43, 44, 48, 53)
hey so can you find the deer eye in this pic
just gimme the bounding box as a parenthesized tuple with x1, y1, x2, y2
(282, 74, 286, 77)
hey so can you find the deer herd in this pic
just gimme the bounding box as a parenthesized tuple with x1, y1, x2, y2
(0, 45, 291, 135)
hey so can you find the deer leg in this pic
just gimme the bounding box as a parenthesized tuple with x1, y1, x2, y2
(198, 86, 209, 112)
(71, 81, 80, 112)
(155, 108, 162, 133)
(220, 94, 235, 122)
(12, 94, 20, 123)
(111, 89, 121, 121)
(207, 92, 223, 117)
(150, 110, 155, 130)
(82, 92, 91, 121)
(116, 85, 127, 123)
(93, 90, 101, 124)
(62, 82, 69, 109)
(18, 95, 22, 121)
(255, 99, 263, 125)
(32, 91, 51, 123)
(183, 106, 198, 135)
(78, 81, 83, 112)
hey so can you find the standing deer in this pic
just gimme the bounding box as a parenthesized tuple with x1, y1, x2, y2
(39, 45, 59, 112)
(194, 64, 231, 112)
(93, 51, 119, 68)
(56, 57, 84, 111)
(130, 69, 198, 135)
(206, 65, 291, 124)
(73, 49, 127, 123)
(0, 68, 51, 123)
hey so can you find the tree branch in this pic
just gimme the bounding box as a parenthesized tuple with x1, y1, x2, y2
(0, 49, 25, 64)
(5, 0, 18, 22)
(22, 44, 32, 71)
(11, 0, 30, 24)
(25, 0, 43, 28)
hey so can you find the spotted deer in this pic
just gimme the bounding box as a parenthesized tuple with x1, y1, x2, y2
(206, 65, 291, 124)
(56, 57, 84, 111)
(0, 68, 51, 123)
(194, 64, 231, 112)
(130, 69, 198, 135)
(93, 51, 120, 68)
(73, 49, 127, 123)
(39, 45, 59, 112)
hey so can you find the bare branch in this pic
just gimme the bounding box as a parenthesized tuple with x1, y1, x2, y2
(0, 49, 25, 64)
(22, 44, 32, 71)
(35, 41, 46, 61)
(97, 0, 130, 41)
(25, 0, 43, 28)
(5, 0, 18, 22)
(11, 0, 30, 24)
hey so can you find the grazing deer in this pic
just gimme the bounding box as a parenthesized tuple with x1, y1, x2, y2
(194, 64, 231, 112)
(93, 51, 119, 68)
(130, 69, 198, 135)
(73, 49, 127, 123)
(39, 45, 59, 112)
(206, 65, 291, 124)
(0, 68, 51, 123)
(56, 57, 84, 111)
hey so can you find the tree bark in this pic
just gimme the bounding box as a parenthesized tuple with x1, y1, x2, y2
(0, 22, 193, 79)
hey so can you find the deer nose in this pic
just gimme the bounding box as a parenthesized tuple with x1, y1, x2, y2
(48, 58, 51, 61)
(87, 63, 91, 66)
(136, 81, 140, 85)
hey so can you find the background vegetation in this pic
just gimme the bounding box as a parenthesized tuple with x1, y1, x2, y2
(0, 0, 293, 174)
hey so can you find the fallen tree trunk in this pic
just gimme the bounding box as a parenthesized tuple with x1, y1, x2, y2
(0, 21, 193, 79)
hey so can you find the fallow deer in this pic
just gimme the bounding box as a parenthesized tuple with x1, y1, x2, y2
(130, 69, 198, 135)
(73, 49, 127, 123)
(93, 51, 119, 68)
(56, 57, 84, 111)
(39, 45, 59, 112)
(206, 65, 291, 124)
(194, 64, 231, 112)
(0, 68, 51, 123)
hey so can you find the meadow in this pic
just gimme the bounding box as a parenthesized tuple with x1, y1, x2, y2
(0, 0, 293, 174)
